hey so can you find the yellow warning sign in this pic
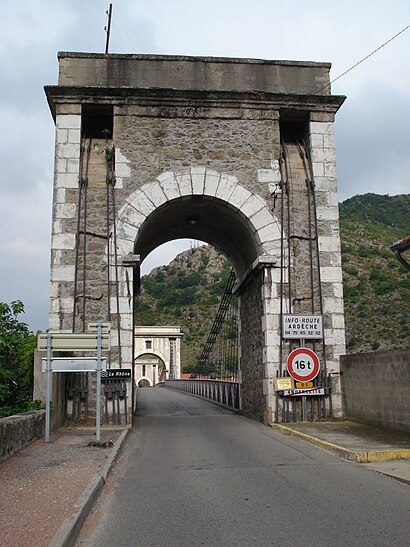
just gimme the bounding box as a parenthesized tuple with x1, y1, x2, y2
(296, 381, 314, 388)
(274, 377, 295, 391)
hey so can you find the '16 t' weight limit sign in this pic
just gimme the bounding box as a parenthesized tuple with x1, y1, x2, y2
(287, 347, 320, 382)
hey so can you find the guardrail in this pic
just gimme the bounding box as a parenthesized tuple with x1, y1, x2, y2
(165, 379, 240, 410)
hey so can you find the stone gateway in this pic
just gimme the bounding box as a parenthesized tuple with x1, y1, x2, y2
(41, 53, 346, 424)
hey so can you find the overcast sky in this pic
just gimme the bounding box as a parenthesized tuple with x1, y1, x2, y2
(1, 0, 409, 331)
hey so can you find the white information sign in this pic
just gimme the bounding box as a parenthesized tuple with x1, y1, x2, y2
(37, 332, 110, 351)
(282, 315, 323, 339)
(42, 357, 107, 372)
(283, 387, 325, 397)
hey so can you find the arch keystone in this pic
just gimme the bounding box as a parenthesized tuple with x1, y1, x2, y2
(175, 170, 193, 196)
(204, 169, 221, 197)
(191, 166, 206, 194)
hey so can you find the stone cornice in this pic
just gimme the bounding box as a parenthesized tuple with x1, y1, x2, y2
(45, 85, 345, 120)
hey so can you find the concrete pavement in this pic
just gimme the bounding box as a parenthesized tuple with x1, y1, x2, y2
(272, 421, 410, 462)
(0, 426, 128, 547)
(0, 393, 409, 546)
(76, 388, 410, 547)
(271, 420, 410, 484)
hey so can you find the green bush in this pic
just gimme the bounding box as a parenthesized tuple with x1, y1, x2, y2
(345, 266, 359, 276)
(374, 281, 395, 295)
(0, 301, 38, 419)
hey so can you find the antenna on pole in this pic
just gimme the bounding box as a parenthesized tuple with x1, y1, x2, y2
(104, 3, 113, 54)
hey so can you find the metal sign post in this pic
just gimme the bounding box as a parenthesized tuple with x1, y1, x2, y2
(96, 320, 102, 443)
(45, 331, 52, 442)
(300, 338, 306, 421)
(39, 324, 110, 443)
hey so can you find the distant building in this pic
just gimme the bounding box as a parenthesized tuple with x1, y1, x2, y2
(134, 326, 183, 386)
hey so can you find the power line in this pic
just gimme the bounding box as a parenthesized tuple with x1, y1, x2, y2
(316, 24, 410, 94)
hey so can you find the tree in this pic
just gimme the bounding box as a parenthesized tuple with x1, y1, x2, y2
(0, 301, 38, 418)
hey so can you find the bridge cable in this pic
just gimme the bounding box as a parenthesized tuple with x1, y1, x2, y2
(195, 269, 237, 378)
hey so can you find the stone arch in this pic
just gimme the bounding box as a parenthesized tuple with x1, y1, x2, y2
(137, 377, 153, 387)
(116, 167, 282, 278)
(115, 167, 285, 422)
(134, 351, 168, 385)
(134, 349, 168, 366)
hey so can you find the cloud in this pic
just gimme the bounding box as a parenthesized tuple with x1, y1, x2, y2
(0, 172, 51, 330)
(1, 0, 409, 332)
(336, 82, 410, 200)
(0, 1, 74, 54)
(141, 240, 204, 276)
(0, 106, 54, 196)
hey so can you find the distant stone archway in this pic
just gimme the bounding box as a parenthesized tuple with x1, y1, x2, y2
(137, 377, 153, 388)
(134, 353, 167, 386)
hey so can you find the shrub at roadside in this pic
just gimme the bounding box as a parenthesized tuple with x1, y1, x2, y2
(0, 301, 41, 419)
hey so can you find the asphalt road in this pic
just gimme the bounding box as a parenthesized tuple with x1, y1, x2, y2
(77, 387, 409, 547)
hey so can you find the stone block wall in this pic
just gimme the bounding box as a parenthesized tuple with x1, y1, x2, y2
(238, 270, 265, 422)
(0, 410, 45, 461)
(57, 53, 332, 95)
(341, 350, 410, 432)
(310, 119, 345, 412)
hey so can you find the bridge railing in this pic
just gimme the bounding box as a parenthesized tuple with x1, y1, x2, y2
(165, 379, 240, 410)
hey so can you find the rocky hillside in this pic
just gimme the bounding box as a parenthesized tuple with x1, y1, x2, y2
(135, 194, 410, 369)
(340, 193, 410, 352)
(135, 246, 232, 367)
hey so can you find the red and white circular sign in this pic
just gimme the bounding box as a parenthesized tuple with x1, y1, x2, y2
(287, 347, 320, 382)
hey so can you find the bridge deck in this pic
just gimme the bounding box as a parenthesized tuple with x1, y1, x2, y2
(77, 387, 409, 546)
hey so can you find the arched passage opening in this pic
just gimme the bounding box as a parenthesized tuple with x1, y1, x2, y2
(135, 194, 260, 279)
(134, 351, 167, 386)
(116, 168, 282, 422)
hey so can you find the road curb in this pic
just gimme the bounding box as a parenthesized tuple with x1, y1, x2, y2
(48, 428, 129, 547)
(271, 424, 410, 463)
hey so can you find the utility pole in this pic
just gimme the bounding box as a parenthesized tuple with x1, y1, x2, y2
(105, 3, 113, 54)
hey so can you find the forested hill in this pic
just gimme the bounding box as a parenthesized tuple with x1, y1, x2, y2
(135, 193, 410, 369)
(339, 193, 410, 352)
